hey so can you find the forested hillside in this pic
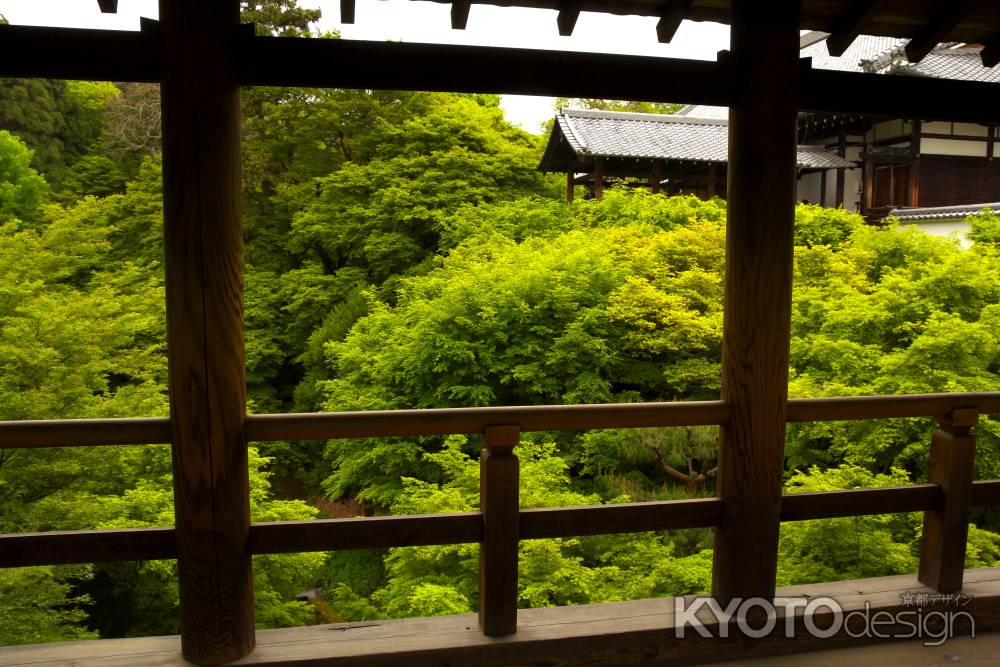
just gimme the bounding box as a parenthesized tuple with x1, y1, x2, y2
(2, 1, 1000, 645)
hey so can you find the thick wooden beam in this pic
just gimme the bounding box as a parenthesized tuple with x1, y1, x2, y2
(825, 0, 889, 57)
(556, 0, 583, 36)
(451, 0, 471, 29)
(919, 410, 977, 593)
(479, 426, 520, 636)
(904, 0, 979, 64)
(712, 0, 799, 607)
(159, 0, 254, 663)
(97, 0, 119, 12)
(566, 171, 575, 202)
(340, 0, 355, 24)
(655, 0, 694, 44)
(0, 24, 159, 82)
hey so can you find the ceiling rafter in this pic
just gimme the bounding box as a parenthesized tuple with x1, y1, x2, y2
(904, 0, 980, 64)
(825, 0, 889, 57)
(341, 0, 355, 24)
(451, 0, 471, 29)
(96, 0, 118, 13)
(557, 0, 583, 37)
(655, 0, 694, 44)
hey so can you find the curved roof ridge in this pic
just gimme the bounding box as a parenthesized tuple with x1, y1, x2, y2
(561, 107, 728, 126)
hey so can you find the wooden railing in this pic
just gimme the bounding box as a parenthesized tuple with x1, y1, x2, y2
(2, 392, 999, 636)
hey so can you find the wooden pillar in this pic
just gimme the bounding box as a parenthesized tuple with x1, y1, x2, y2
(819, 169, 827, 206)
(863, 156, 874, 213)
(707, 162, 717, 199)
(159, 1, 254, 663)
(566, 172, 574, 203)
(835, 127, 846, 207)
(593, 158, 604, 200)
(651, 159, 661, 194)
(919, 409, 977, 593)
(910, 120, 921, 207)
(479, 425, 520, 636)
(711, 0, 799, 607)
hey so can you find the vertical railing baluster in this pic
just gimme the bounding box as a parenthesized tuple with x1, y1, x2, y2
(479, 425, 520, 636)
(919, 408, 978, 593)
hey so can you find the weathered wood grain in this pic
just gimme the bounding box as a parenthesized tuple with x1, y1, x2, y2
(712, 0, 799, 606)
(159, 0, 254, 662)
(479, 426, 520, 636)
(0, 527, 176, 567)
(919, 412, 977, 593)
(5, 568, 999, 666)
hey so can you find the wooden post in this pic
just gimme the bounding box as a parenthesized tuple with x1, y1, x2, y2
(566, 172, 574, 203)
(480, 425, 520, 636)
(910, 120, 921, 207)
(593, 158, 604, 200)
(707, 162, 717, 199)
(159, 1, 254, 663)
(863, 156, 874, 213)
(919, 409, 977, 593)
(651, 159, 662, 194)
(836, 126, 846, 208)
(712, 0, 799, 607)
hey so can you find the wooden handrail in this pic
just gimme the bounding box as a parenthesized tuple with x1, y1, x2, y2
(0, 417, 171, 449)
(242, 400, 731, 441)
(3, 392, 999, 450)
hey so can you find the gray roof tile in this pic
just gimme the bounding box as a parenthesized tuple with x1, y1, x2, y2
(558, 108, 855, 169)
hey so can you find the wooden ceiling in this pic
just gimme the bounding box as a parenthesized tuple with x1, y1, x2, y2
(95, 0, 999, 66)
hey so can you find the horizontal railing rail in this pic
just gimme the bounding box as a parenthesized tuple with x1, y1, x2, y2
(3, 392, 997, 450)
(6, 480, 1000, 568)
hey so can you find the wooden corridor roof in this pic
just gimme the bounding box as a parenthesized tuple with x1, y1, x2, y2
(92, 0, 1000, 67)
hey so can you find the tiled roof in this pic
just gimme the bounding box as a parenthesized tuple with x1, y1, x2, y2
(799, 32, 1000, 83)
(890, 202, 1000, 222)
(556, 108, 854, 169)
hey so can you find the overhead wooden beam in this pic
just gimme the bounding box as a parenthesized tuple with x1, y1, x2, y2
(712, 0, 800, 607)
(451, 0, 471, 29)
(0, 24, 158, 82)
(655, 0, 694, 44)
(904, 0, 979, 64)
(159, 0, 255, 663)
(97, 0, 118, 13)
(340, 0, 355, 24)
(557, 0, 582, 36)
(825, 0, 889, 57)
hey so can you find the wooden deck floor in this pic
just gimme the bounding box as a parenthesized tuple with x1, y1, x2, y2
(3, 567, 999, 666)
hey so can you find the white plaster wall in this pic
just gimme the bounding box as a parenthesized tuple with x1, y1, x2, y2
(902, 219, 971, 247)
(923, 121, 952, 134)
(874, 120, 905, 141)
(844, 146, 862, 211)
(797, 171, 823, 204)
(920, 138, 988, 157)
(953, 123, 990, 137)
